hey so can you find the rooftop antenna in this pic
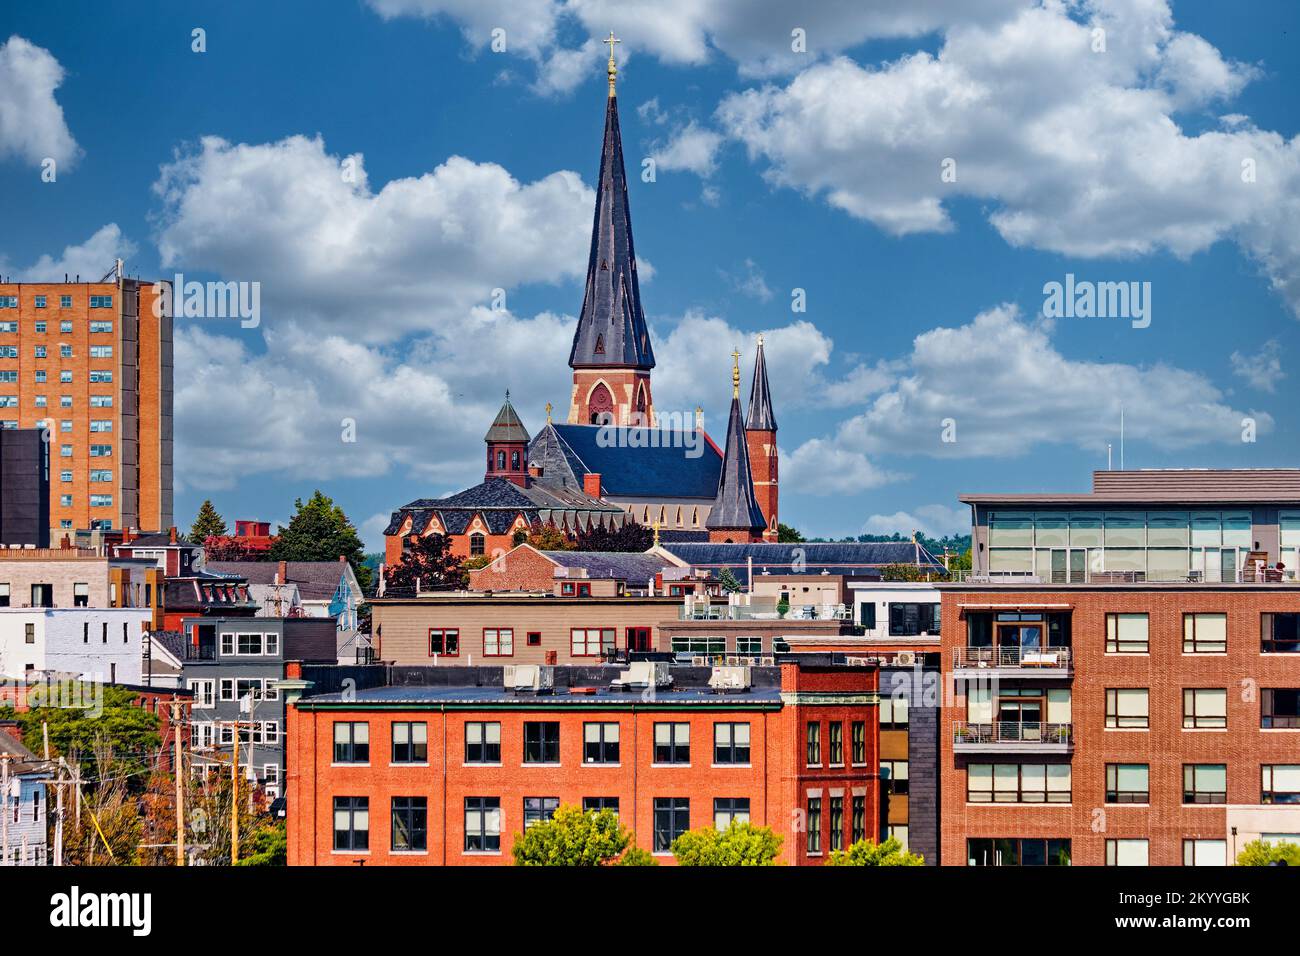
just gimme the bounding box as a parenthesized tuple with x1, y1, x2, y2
(1107, 443, 1112, 471)
(1120, 405, 1125, 470)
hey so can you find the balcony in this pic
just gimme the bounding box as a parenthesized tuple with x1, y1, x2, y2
(953, 646, 1072, 677)
(953, 720, 1074, 754)
(183, 643, 217, 661)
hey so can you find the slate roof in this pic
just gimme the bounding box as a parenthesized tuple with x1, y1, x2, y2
(745, 337, 777, 432)
(705, 394, 767, 532)
(385, 477, 627, 538)
(528, 423, 722, 499)
(541, 550, 675, 582)
(569, 94, 654, 370)
(484, 395, 530, 443)
(662, 541, 947, 577)
(208, 561, 358, 602)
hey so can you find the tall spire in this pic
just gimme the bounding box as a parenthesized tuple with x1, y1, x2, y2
(745, 333, 777, 432)
(706, 361, 767, 539)
(568, 50, 655, 373)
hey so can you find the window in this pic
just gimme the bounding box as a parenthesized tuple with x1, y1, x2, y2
(881, 760, 910, 796)
(90, 444, 111, 457)
(464, 722, 501, 764)
(0, 584, 8, 607)
(968, 764, 1071, 803)
(464, 797, 501, 852)
(570, 627, 615, 656)
(1105, 613, 1149, 653)
(34, 321, 45, 332)
(1262, 613, 1300, 654)
(851, 795, 866, 843)
(90, 394, 113, 408)
(90, 321, 112, 333)
(59, 345, 72, 358)
(583, 797, 619, 814)
(713, 722, 750, 765)
(90, 420, 112, 432)
(333, 722, 370, 764)
(1105, 764, 1149, 803)
(428, 628, 459, 656)
(333, 797, 369, 852)
(1263, 765, 1300, 804)
(34, 396, 46, 407)
(526, 631, 541, 647)
(1105, 688, 1149, 728)
(469, 533, 485, 556)
(33, 346, 45, 358)
(888, 602, 939, 636)
(829, 796, 844, 851)
(483, 627, 513, 656)
(392, 722, 428, 763)
(851, 721, 867, 764)
(391, 797, 427, 852)
(35, 372, 46, 383)
(89, 295, 113, 308)
(583, 722, 620, 764)
(0, 347, 15, 358)
(806, 797, 822, 854)
(1183, 764, 1227, 804)
(1183, 688, 1227, 729)
(24, 622, 34, 644)
(89, 494, 112, 508)
(0, 298, 13, 309)
(880, 695, 908, 728)
(89, 370, 111, 383)
(654, 722, 689, 764)
(968, 838, 1072, 866)
(1105, 839, 1149, 867)
(60, 296, 71, 308)
(0, 372, 13, 383)
(59, 494, 72, 508)
(1262, 689, 1300, 729)
(1183, 839, 1226, 866)
(89, 469, 112, 482)
(859, 602, 877, 629)
(653, 798, 689, 852)
(806, 722, 821, 765)
(72, 582, 89, 607)
(1183, 613, 1227, 653)
(714, 797, 750, 830)
(34, 296, 45, 308)
(523, 797, 560, 828)
(89, 345, 113, 359)
(828, 722, 844, 765)
(523, 721, 560, 764)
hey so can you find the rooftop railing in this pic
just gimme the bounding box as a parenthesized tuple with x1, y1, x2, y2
(678, 603, 852, 621)
(953, 646, 1072, 670)
(949, 567, 1299, 585)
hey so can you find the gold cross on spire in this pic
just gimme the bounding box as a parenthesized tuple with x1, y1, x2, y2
(545, 401, 553, 423)
(605, 31, 621, 97)
(731, 347, 741, 398)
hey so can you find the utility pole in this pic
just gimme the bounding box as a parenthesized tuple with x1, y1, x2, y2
(172, 699, 185, 866)
(42, 721, 49, 760)
(230, 720, 240, 865)
(54, 757, 65, 867)
(1, 754, 10, 866)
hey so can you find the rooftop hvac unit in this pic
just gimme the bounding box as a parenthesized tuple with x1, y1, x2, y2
(611, 660, 671, 690)
(708, 665, 751, 692)
(893, 651, 916, 667)
(504, 664, 554, 692)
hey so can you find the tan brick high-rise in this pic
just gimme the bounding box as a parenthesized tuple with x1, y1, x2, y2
(0, 273, 173, 539)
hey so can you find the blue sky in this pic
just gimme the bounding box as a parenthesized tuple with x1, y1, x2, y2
(2, 0, 1297, 550)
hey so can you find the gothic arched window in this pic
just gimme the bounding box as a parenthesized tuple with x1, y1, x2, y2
(469, 533, 486, 556)
(511, 450, 520, 470)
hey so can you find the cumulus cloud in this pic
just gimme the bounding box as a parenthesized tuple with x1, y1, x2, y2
(861, 503, 970, 539)
(1230, 340, 1283, 393)
(716, 1, 1300, 316)
(3, 224, 135, 282)
(152, 134, 593, 342)
(650, 120, 724, 177)
(0, 35, 80, 169)
(718, 258, 772, 302)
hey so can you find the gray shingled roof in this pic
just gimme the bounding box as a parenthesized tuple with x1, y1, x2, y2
(705, 395, 767, 533)
(384, 477, 628, 540)
(207, 561, 354, 601)
(529, 423, 721, 500)
(569, 94, 654, 370)
(541, 550, 673, 582)
(484, 395, 530, 443)
(745, 337, 777, 432)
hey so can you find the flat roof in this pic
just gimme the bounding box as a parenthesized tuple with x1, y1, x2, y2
(962, 468, 1300, 506)
(296, 684, 785, 709)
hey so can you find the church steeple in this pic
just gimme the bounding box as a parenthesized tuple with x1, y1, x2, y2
(706, 351, 767, 542)
(568, 39, 656, 427)
(744, 334, 779, 539)
(485, 392, 530, 486)
(745, 334, 777, 432)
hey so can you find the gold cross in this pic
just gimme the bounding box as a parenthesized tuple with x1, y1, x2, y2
(731, 347, 741, 397)
(605, 31, 621, 96)
(545, 401, 552, 423)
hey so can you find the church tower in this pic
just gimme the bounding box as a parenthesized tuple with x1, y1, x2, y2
(705, 350, 768, 543)
(568, 33, 656, 427)
(745, 334, 779, 539)
(484, 392, 530, 487)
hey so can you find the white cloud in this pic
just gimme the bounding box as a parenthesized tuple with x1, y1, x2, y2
(1230, 340, 1283, 393)
(10, 224, 136, 282)
(365, 0, 562, 58)
(861, 504, 969, 539)
(716, 2, 1300, 316)
(650, 120, 724, 177)
(719, 258, 772, 302)
(782, 438, 900, 495)
(0, 36, 80, 169)
(153, 135, 593, 342)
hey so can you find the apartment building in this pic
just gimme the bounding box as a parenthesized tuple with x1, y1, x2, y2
(181, 616, 338, 799)
(0, 550, 162, 615)
(0, 606, 152, 683)
(284, 661, 879, 865)
(0, 274, 173, 541)
(0, 721, 53, 866)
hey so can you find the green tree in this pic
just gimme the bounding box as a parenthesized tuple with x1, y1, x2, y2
(512, 805, 646, 866)
(270, 490, 372, 591)
(1236, 839, 1300, 866)
(61, 742, 143, 865)
(671, 822, 782, 866)
(238, 821, 288, 866)
(616, 845, 658, 866)
(385, 532, 466, 594)
(524, 522, 575, 551)
(879, 563, 930, 582)
(825, 836, 924, 866)
(189, 499, 228, 542)
(776, 523, 804, 543)
(573, 521, 653, 552)
(716, 567, 743, 593)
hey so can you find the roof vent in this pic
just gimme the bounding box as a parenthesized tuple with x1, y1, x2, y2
(504, 664, 554, 693)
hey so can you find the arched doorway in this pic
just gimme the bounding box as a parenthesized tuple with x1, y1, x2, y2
(589, 382, 615, 424)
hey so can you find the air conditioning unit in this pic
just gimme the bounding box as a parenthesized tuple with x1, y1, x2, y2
(504, 664, 554, 692)
(611, 661, 671, 690)
(708, 665, 751, 692)
(893, 651, 916, 667)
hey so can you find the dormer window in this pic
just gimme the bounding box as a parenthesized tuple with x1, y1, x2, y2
(496, 450, 506, 470)
(594, 334, 605, 355)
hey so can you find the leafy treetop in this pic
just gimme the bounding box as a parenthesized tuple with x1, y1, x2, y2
(825, 836, 924, 866)
(269, 490, 372, 591)
(189, 499, 228, 543)
(671, 822, 782, 866)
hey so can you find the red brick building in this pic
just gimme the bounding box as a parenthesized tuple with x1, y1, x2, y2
(284, 661, 879, 865)
(939, 582, 1300, 866)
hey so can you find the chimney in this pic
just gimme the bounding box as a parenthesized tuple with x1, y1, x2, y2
(168, 526, 177, 544)
(583, 472, 602, 498)
(0, 721, 23, 745)
(528, 464, 543, 479)
(278, 560, 287, 586)
(338, 554, 346, 563)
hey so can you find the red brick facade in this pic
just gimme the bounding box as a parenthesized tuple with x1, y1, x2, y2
(745, 427, 778, 540)
(285, 662, 879, 865)
(569, 369, 653, 426)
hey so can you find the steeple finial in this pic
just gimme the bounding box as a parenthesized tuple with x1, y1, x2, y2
(545, 401, 553, 424)
(731, 348, 741, 398)
(605, 31, 621, 97)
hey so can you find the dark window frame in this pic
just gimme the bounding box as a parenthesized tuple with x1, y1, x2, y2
(523, 721, 560, 764)
(391, 796, 427, 852)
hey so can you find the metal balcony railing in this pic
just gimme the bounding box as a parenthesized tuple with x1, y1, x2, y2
(678, 603, 852, 621)
(954, 646, 1072, 670)
(953, 720, 1074, 747)
(949, 567, 1299, 585)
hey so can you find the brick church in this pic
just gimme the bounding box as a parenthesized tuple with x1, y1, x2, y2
(384, 44, 779, 567)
